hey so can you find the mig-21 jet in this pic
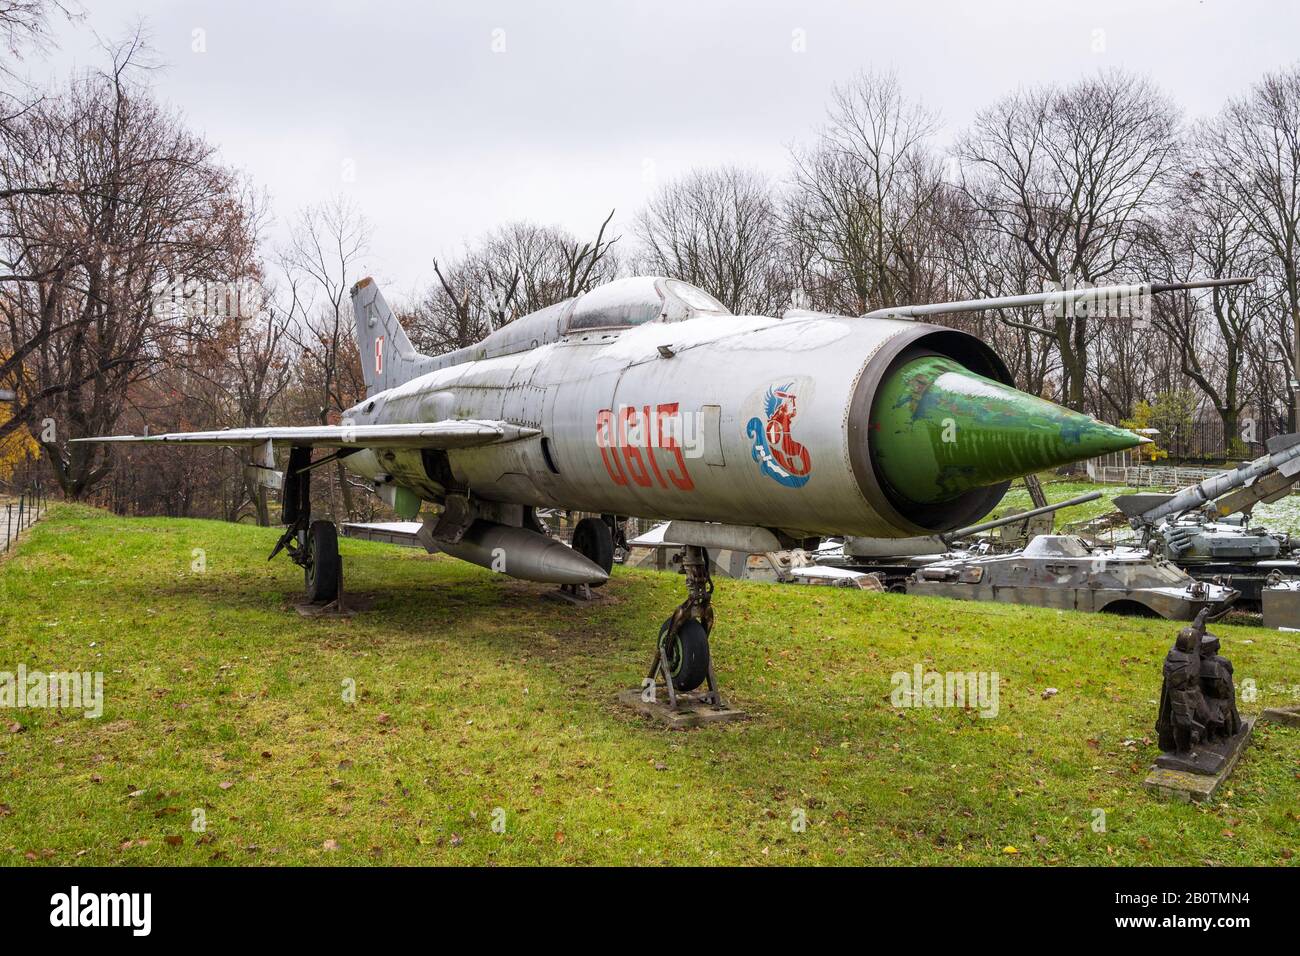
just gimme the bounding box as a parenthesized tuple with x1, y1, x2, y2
(75, 273, 1248, 705)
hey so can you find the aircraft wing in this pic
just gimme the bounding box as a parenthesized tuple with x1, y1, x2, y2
(70, 420, 540, 450)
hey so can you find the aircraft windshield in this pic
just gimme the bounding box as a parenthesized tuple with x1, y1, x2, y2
(664, 279, 727, 313)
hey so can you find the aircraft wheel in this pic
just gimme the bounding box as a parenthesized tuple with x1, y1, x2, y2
(304, 519, 341, 604)
(572, 516, 614, 585)
(661, 617, 710, 692)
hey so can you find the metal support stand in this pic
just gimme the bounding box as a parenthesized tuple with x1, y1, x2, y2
(548, 582, 599, 606)
(645, 545, 725, 711)
(324, 562, 348, 615)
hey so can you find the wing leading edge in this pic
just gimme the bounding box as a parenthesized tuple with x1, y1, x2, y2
(69, 420, 540, 450)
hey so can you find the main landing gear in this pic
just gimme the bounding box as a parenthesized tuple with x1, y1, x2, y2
(301, 519, 341, 603)
(571, 515, 615, 584)
(556, 513, 618, 602)
(268, 446, 344, 606)
(645, 545, 726, 711)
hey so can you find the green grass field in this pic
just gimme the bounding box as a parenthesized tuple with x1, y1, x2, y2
(993, 477, 1140, 527)
(1, 505, 1297, 866)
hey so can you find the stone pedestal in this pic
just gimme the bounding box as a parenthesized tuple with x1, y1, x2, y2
(1144, 717, 1254, 803)
(1260, 704, 1300, 728)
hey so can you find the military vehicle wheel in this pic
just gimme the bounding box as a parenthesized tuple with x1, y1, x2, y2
(304, 520, 340, 604)
(661, 617, 710, 692)
(572, 516, 614, 585)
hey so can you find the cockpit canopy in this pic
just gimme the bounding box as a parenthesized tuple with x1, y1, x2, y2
(459, 276, 732, 365)
(567, 276, 730, 331)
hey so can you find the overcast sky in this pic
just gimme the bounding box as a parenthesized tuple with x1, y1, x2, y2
(33, 0, 1300, 299)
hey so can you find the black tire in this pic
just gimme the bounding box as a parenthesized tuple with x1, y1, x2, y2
(661, 617, 710, 692)
(305, 519, 340, 604)
(571, 516, 614, 586)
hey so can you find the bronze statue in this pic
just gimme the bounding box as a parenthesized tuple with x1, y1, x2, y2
(1156, 611, 1208, 755)
(1198, 631, 1242, 739)
(1154, 607, 1247, 775)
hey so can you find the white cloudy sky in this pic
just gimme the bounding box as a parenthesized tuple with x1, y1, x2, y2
(32, 0, 1300, 297)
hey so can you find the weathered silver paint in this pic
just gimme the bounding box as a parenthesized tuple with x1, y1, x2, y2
(76, 420, 540, 449)
(342, 279, 1015, 539)
(70, 275, 1158, 587)
(660, 521, 784, 553)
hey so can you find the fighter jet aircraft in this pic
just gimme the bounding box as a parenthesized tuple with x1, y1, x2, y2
(74, 273, 1248, 706)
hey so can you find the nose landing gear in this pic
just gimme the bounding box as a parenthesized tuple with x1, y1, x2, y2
(645, 545, 726, 711)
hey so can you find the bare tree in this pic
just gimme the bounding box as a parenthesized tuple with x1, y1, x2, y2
(788, 70, 945, 315)
(0, 1, 78, 87)
(411, 213, 617, 352)
(1202, 65, 1300, 428)
(281, 195, 371, 516)
(229, 294, 295, 524)
(634, 166, 792, 315)
(955, 70, 1180, 409)
(936, 187, 1060, 398)
(1, 36, 256, 497)
(1142, 170, 1270, 451)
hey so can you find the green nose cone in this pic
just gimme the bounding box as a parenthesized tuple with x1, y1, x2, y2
(871, 356, 1144, 505)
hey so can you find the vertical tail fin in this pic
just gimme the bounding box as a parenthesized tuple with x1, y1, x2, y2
(350, 277, 427, 396)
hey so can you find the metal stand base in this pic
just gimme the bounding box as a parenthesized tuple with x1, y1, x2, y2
(546, 583, 607, 605)
(293, 566, 366, 617)
(616, 687, 746, 729)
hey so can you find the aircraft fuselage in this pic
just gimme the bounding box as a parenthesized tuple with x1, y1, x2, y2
(341, 309, 1010, 539)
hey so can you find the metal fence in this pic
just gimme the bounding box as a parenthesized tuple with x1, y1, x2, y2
(1086, 462, 1232, 489)
(2, 481, 48, 553)
(1151, 409, 1290, 462)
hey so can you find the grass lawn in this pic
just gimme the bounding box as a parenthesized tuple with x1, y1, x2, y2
(994, 472, 1300, 538)
(1, 504, 1297, 866)
(992, 476, 1140, 528)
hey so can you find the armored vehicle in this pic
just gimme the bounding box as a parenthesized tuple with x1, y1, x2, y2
(1147, 513, 1298, 606)
(1114, 433, 1300, 607)
(821, 490, 1104, 591)
(905, 534, 1238, 620)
